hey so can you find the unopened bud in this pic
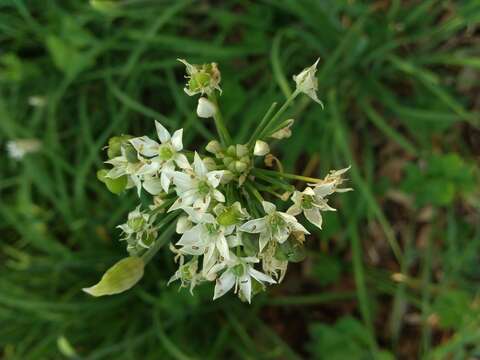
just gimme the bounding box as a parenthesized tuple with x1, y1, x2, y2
(254, 140, 270, 156)
(206, 140, 222, 154)
(236, 144, 249, 157)
(197, 97, 216, 118)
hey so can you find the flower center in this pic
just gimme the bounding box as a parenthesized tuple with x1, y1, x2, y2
(301, 195, 315, 209)
(128, 217, 145, 232)
(197, 180, 210, 195)
(205, 223, 219, 235)
(268, 213, 286, 232)
(158, 144, 174, 161)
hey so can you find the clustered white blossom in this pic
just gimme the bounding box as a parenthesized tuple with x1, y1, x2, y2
(92, 58, 351, 303)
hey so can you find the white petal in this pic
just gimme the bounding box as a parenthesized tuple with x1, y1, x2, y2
(174, 153, 190, 169)
(313, 182, 336, 197)
(262, 201, 276, 214)
(193, 195, 210, 212)
(227, 233, 243, 247)
(171, 129, 183, 151)
(305, 208, 323, 229)
(249, 267, 276, 284)
(286, 204, 302, 216)
(193, 152, 208, 177)
(259, 231, 271, 252)
(216, 235, 230, 260)
(171, 171, 195, 191)
(168, 197, 187, 212)
(274, 226, 290, 244)
(143, 178, 163, 195)
(106, 166, 126, 179)
(238, 273, 252, 303)
(160, 172, 171, 193)
(212, 189, 225, 203)
(176, 215, 192, 234)
(207, 170, 224, 188)
(239, 218, 267, 233)
(177, 226, 201, 246)
(136, 160, 161, 176)
(290, 220, 310, 235)
(213, 271, 235, 300)
(155, 121, 171, 143)
(129, 136, 159, 157)
(203, 244, 217, 272)
(131, 175, 142, 197)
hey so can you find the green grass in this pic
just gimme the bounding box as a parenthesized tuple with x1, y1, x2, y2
(1, 0, 480, 359)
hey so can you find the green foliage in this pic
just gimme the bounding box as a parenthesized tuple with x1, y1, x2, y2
(307, 316, 394, 360)
(402, 153, 477, 206)
(1, 0, 479, 358)
(310, 253, 342, 286)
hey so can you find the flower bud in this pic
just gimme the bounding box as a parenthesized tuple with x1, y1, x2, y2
(107, 135, 132, 159)
(202, 157, 217, 170)
(97, 169, 127, 194)
(206, 140, 222, 154)
(234, 161, 248, 173)
(197, 97, 216, 118)
(122, 142, 138, 163)
(254, 140, 270, 156)
(220, 170, 234, 184)
(236, 144, 249, 157)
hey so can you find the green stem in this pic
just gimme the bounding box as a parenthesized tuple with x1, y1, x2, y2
(258, 90, 299, 140)
(255, 168, 321, 183)
(247, 102, 278, 147)
(141, 212, 178, 264)
(208, 93, 232, 146)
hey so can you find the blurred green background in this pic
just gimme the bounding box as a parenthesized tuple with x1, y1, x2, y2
(1, 0, 480, 359)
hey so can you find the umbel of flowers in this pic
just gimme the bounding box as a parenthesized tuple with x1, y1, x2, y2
(84, 59, 351, 303)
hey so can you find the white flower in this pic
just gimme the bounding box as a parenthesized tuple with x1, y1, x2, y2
(167, 258, 203, 294)
(309, 166, 353, 195)
(253, 140, 269, 156)
(175, 207, 234, 274)
(169, 152, 225, 212)
(208, 254, 276, 303)
(128, 121, 190, 193)
(287, 187, 330, 229)
(288, 167, 352, 228)
(6, 139, 42, 160)
(117, 206, 157, 255)
(177, 59, 221, 96)
(293, 59, 323, 107)
(104, 145, 145, 195)
(260, 242, 288, 282)
(196, 97, 216, 118)
(240, 201, 309, 252)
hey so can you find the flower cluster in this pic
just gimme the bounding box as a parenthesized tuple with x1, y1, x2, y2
(85, 59, 351, 303)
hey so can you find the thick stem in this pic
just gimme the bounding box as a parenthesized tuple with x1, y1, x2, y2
(208, 93, 232, 146)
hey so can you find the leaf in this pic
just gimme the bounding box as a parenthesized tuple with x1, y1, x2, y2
(83, 257, 144, 297)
